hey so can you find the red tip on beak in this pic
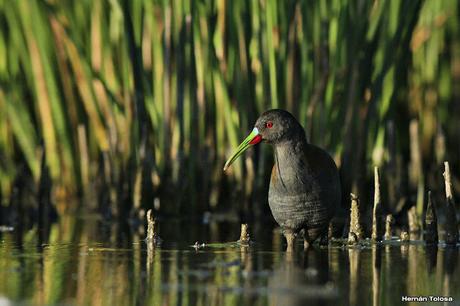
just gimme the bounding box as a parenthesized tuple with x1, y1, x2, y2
(249, 134, 262, 145)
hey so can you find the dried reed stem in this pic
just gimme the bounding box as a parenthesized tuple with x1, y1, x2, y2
(372, 167, 383, 241)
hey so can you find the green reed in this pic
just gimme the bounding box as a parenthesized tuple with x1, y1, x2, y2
(0, 0, 459, 215)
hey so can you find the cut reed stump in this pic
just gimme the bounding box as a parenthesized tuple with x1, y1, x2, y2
(443, 162, 458, 245)
(424, 191, 438, 245)
(348, 193, 363, 244)
(146, 209, 162, 248)
(238, 224, 251, 246)
(372, 167, 384, 242)
(145, 209, 161, 275)
(384, 214, 394, 241)
(407, 205, 421, 236)
(400, 230, 410, 242)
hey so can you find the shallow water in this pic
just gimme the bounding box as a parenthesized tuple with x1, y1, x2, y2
(0, 214, 459, 306)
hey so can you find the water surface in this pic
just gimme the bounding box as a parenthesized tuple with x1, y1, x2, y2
(0, 214, 459, 306)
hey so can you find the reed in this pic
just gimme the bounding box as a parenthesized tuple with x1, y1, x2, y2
(0, 0, 459, 217)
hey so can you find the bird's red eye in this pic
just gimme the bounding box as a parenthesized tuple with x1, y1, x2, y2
(266, 121, 273, 128)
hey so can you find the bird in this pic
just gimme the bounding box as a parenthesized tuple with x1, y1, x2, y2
(224, 109, 341, 251)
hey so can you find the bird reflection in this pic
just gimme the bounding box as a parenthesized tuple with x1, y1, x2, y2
(267, 247, 336, 306)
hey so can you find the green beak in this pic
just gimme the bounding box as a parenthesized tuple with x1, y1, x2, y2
(223, 128, 261, 171)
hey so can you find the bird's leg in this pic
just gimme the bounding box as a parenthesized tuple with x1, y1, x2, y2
(319, 232, 329, 246)
(303, 230, 311, 250)
(284, 230, 296, 252)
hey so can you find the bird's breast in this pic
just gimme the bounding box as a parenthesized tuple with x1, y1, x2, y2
(268, 190, 329, 231)
(269, 161, 319, 198)
(267, 142, 339, 232)
(268, 165, 328, 231)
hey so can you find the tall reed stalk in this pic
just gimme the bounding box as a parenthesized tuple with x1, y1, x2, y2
(0, 0, 459, 216)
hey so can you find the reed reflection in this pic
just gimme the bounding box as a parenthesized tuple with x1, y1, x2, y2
(348, 247, 361, 306)
(372, 246, 382, 306)
(425, 245, 438, 273)
(442, 247, 458, 299)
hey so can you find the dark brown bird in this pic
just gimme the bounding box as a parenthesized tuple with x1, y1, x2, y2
(224, 109, 341, 251)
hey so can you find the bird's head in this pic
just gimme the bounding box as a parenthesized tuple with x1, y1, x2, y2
(223, 109, 305, 171)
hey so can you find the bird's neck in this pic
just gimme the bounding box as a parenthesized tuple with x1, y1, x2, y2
(273, 138, 309, 178)
(271, 139, 310, 195)
(273, 136, 307, 159)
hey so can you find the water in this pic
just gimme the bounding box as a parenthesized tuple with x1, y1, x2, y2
(0, 214, 459, 306)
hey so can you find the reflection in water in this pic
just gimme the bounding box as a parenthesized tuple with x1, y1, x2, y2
(268, 248, 336, 306)
(348, 248, 360, 306)
(372, 246, 381, 306)
(443, 248, 458, 300)
(0, 215, 460, 306)
(425, 245, 438, 273)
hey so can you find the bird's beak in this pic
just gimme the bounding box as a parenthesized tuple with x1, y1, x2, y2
(223, 127, 262, 171)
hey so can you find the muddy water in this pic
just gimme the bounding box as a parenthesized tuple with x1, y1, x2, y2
(0, 215, 459, 306)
